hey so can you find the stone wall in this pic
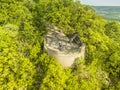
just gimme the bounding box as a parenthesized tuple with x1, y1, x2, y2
(44, 40, 85, 68)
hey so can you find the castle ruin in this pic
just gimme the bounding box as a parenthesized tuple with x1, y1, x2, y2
(44, 26, 85, 68)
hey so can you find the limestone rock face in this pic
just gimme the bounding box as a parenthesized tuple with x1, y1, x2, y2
(44, 29, 85, 68)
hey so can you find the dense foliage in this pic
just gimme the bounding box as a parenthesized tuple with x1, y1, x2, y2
(0, 0, 120, 89)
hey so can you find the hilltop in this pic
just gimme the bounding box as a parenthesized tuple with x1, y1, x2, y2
(0, 0, 120, 90)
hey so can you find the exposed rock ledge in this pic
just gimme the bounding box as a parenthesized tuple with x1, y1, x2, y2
(44, 28, 85, 68)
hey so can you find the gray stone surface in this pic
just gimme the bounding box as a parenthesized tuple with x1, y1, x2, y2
(44, 29, 85, 67)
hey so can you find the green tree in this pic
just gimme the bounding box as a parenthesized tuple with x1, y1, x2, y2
(0, 25, 35, 89)
(70, 58, 109, 90)
(38, 53, 67, 90)
(104, 21, 120, 89)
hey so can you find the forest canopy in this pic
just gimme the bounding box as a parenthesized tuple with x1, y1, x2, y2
(0, 0, 120, 90)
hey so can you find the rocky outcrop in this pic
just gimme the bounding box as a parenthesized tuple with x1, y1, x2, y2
(44, 27, 85, 68)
